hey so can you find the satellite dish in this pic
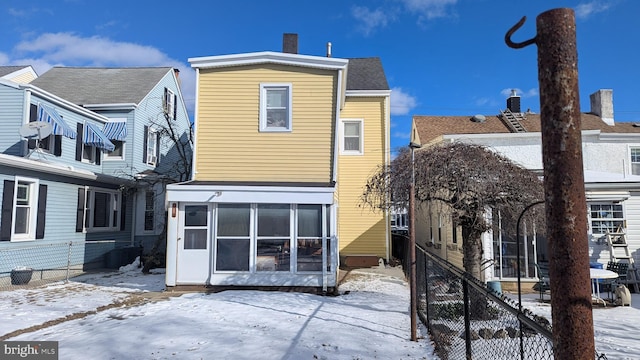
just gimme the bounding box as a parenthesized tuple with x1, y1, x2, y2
(20, 122, 53, 140)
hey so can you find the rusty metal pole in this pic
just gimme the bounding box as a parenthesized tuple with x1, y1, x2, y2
(506, 8, 595, 360)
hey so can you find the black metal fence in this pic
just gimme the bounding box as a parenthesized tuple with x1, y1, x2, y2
(392, 234, 608, 359)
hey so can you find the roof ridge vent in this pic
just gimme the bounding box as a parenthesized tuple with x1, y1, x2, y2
(471, 114, 486, 123)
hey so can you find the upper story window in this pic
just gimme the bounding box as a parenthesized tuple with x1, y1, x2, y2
(144, 126, 159, 166)
(104, 141, 124, 160)
(82, 143, 99, 164)
(631, 147, 640, 175)
(27, 104, 62, 156)
(588, 202, 624, 235)
(260, 84, 292, 132)
(163, 88, 177, 120)
(103, 119, 127, 161)
(340, 119, 363, 155)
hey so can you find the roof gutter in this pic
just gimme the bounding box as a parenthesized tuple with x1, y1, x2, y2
(82, 103, 138, 111)
(0, 153, 131, 186)
(19, 84, 110, 123)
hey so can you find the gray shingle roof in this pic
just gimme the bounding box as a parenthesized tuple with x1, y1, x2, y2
(346, 58, 389, 91)
(0, 66, 30, 77)
(31, 67, 172, 105)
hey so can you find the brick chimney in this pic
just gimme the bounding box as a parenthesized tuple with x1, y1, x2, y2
(173, 68, 181, 89)
(590, 89, 614, 126)
(283, 33, 298, 54)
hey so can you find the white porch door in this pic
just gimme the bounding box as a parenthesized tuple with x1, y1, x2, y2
(176, 204, 211, 284)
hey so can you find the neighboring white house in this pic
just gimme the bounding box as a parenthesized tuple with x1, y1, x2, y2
(411, 89, 640, 288)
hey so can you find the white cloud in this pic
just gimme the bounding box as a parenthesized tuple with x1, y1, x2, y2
(400, 0, 457, 20)
(575, 1, 612, 20)
(390, 87, 417, 115)
(351, 6, 396, 36)
(8, 32, 195, 115)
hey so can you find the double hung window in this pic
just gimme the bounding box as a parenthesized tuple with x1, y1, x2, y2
(13, 180, 38, 239)
(631, 148, 640, 175)
(145, 128, 158, 165)
(78, 187, 121, 232)
(341, 119, 363, 155)
(589, 203, 624, 235)
(260, 84, 292, 132)
(1, 178, 46, 242)
(144, 191, 155, 231)
(163, 88, 177, 120)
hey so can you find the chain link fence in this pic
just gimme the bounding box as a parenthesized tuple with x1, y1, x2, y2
(0, 240, 141, 291)
(392, 234, 608, 359)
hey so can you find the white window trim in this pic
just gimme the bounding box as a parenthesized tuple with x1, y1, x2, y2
(81, 143, 99, 164)
(146, 128, 158, 165)
(164, 87, 176, 120)
(103, 140, 125, 161)
(340, 119, 364, 155)
(212, 203, 331, 274)
(259, 83, 292, 132)
(84, 187, 121, 232)
(629, 145, 640, 175)
(104, 118, 127, 161)
(11, 176, 39, 242)
(587, 202, 625, 237)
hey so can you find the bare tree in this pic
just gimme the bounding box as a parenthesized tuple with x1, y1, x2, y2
(120, 109, 193, 272)
(361, 142, 545, 280)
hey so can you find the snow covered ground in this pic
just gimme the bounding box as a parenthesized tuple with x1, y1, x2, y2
(2, 259, 639, 360)
(0, 259, 435, 360)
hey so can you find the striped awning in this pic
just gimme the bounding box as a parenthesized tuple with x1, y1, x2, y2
(102, 120, 127, 141)
(37, 104, 77, 139)
(84, 123, 115, 152)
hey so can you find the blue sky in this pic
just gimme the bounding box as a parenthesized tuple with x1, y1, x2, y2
(2, 0, 638, 153)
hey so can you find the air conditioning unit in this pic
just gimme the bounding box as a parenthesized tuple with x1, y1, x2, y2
(147, 155, 157, 165)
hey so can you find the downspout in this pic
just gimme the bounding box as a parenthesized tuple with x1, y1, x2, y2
(23, 90, 32, 156)
(332, 69, 346, 278)
(130, 191, 137, 247)
(384, 94, 391, 262)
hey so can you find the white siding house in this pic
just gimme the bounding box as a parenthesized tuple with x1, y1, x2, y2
(412, 89, 640, 288)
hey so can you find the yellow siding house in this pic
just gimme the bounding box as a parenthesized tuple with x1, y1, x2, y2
(165, 35, 390, 292)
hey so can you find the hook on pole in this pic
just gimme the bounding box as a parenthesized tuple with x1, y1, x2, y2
(505, 16, 536, 49)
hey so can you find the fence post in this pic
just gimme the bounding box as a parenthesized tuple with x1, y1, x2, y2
(463, 279, 472, 360)
(66, 241, 72, 283)
(424, 254, 430, 329)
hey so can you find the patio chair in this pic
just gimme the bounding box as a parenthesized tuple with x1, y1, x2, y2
(534, 263, 551, 301)
(606, 261, 629, 301)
